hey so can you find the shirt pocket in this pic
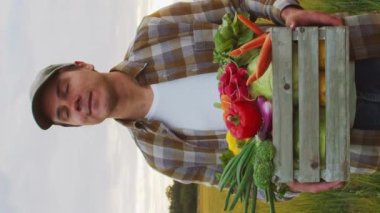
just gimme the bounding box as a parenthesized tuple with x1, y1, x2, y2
(193, 22, 218, 52)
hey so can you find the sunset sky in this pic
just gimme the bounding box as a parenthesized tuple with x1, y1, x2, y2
(0, 0, 191, 212)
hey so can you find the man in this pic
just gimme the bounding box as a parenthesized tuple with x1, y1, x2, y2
(30, 0, 380, 198)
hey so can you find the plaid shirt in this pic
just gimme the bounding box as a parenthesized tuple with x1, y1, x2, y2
(111, 0, 380, 189)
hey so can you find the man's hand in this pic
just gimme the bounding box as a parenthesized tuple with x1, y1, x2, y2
(281, 6, 344, 29)
(287, 181, 345, 193)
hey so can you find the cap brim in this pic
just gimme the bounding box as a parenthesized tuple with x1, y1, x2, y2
(30, 63, 76, 130)
(32, 98, 52, 130)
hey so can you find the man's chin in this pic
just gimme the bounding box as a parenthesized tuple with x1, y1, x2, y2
(92, 114, 109, 125)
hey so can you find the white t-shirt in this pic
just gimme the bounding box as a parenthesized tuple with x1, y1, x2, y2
(145, 73, 227, 131)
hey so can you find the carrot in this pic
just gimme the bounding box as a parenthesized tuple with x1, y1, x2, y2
(229, 49, 244, 57)
(246, 34, 272, 86)
(229, 33, 267, 57)
(240, 33, 267, 50)
(237, 15, 265, 36)
(229, 47, 243, 57)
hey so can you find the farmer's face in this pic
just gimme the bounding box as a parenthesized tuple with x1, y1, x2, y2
(41, 63, 116, 126)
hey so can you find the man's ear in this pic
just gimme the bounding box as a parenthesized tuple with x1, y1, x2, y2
(74, 61, 95, 71)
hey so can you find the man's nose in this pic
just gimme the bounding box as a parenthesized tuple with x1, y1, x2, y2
(61, 95, 81, 112)
(74, 96, 81, 112)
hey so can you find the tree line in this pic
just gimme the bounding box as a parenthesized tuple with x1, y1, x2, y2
(166, 181, 198, 213)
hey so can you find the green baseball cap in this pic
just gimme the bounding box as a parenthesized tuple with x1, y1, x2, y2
(30, 63, 75, 129)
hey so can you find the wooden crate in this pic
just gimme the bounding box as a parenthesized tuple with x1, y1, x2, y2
(270, 27, 352, 183)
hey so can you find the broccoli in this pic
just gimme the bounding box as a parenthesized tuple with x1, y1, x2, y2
(255, 140, 276, 163)
(251, 139, 276, 189)
(253, 161, 273, 189)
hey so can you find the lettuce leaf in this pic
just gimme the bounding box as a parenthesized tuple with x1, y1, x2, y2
(213, 12, 257, 78)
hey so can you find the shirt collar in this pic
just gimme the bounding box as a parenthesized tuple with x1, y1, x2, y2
(116, 118, 162, 134)
(115, 118, 145, 129)
(110, 60, 147, 78)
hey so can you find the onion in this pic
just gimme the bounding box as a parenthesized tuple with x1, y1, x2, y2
(256, 96, 273, 140)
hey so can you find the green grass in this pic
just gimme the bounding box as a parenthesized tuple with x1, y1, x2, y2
(283, 172, 380, 213)
(198, 172, 380, 213)
(300, 0, 380, 14)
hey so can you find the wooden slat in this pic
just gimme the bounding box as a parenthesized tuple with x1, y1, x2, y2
(297, 27, 320, 182)
(325, 27, 350, 181)
(271, 28, 293, 182)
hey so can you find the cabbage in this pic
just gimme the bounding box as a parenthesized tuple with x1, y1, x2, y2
(247, 44, 299, 104)
(247, 56, 273, 100)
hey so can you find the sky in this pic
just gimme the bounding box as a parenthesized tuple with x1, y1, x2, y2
(0, 0, 190, 212)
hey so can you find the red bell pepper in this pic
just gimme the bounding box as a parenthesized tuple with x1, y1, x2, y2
(224, 101, 262, 139)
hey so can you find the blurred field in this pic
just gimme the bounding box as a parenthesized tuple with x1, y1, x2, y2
(197, 185, 270, 213)
(197, 185, 312, 213)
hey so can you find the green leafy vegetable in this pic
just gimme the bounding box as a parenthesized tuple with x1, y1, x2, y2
(213, 12, 259, 78)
